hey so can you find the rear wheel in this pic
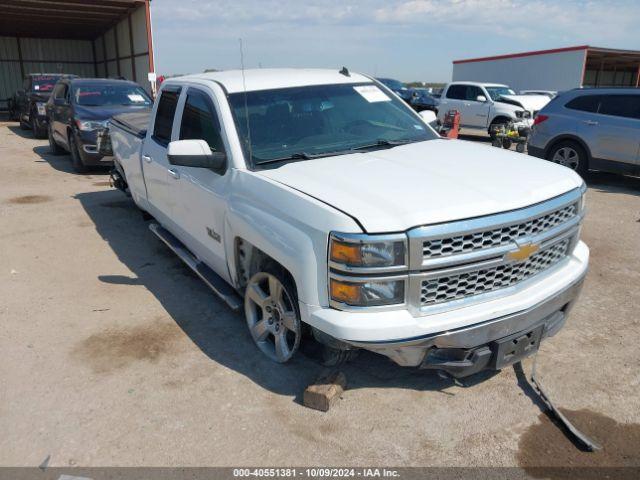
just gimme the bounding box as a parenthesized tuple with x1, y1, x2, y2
(547, 140, 588, 176)
(69, 132, 87, 173)
(244, 270, 301, 363)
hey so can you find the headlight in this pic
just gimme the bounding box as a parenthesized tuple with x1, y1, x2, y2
(76, 119, 108, 131)
(523, 111, 532, 119)
(330, 277, 406, 307)
(329, 232, 407, 271)
(579, 183, 587, 213)
(36, 102, 46, 116)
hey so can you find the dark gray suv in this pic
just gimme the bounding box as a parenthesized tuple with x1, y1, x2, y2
(528, 88, 640, 177)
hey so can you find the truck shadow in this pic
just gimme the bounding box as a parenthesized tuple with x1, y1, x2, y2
(74, 189, 497, 399)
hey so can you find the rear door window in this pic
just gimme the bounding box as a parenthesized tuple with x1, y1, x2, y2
(565, 95, 601, 113)
(598, 95, 640, 120)
(152, 89, 180, 146)
(446, 85, 466, 100)
(179, 89, 225, 153)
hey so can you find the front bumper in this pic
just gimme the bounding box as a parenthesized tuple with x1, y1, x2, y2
(77, 130, 114, 166)
(302, 241, 588, 374)
(347, 274, 583, 376)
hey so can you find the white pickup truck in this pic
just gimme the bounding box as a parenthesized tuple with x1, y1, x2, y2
(437, 82, 551, 135)
(104, 68, 588, 377)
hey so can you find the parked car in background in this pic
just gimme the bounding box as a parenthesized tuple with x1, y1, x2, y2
(375, 77, 412, 102)
(528, 88, 640, 177)
(46, 77, 152, 172)
(12, 73, 76, 138)
(521, 90, 557, 99)
(104, 68, 588, 377)
(409, 88, 439, 113)
(438, 82, 551, 136)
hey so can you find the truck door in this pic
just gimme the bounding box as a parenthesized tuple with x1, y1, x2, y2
(51, 82, 71, 147)
(141, 86, 181, 226)
(463, 85, 492, 128)
(169, 86, 231, 281)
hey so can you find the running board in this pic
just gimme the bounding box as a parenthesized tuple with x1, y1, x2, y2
(149, 223, 243, 311)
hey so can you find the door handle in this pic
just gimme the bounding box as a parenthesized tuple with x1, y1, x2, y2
(142, 155, 152, 163)
(168, 168, 180, 180)
(583, 120, 598, 126)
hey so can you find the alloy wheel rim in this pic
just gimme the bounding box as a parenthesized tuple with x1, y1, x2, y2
(244, 272, 300, 362)
(552, 147, 579, 170)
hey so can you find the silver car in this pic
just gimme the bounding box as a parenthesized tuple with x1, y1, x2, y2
(528, 88, 640, 177)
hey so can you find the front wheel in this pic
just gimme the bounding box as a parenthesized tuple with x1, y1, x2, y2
(48, 126, 64, 155)
(244, 271, 301, 363)
(547, 140, 588, 176)
(69, 132, 88, 173)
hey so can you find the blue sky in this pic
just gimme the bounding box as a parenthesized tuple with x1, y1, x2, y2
(151, 0, 640, 83)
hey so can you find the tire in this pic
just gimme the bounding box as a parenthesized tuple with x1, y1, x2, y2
(69, 132, 88, 173)
(546, 140, 588, 176)
(19, 114, 29, 130)
(516, 143, 525, 154)
(244, 268, 301, 363)
(31, 111, 46, 139)
(502, 138, 512, 149)
(48, 126, 64, 155)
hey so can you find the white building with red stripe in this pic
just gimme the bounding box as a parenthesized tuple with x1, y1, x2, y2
(452, 45, 640, 92)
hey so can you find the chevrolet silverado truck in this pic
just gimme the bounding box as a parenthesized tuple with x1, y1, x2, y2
(104, 69, 588, 377)
(437, 82, 551, 137)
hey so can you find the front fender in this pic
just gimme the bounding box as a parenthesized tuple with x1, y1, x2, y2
(225, 170, 362, 306)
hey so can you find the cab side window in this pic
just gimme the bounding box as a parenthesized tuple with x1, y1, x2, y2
(466, 86, 483, 101)
(179, 89, 225, 153)
(446, 85, 466, 100)
(152, 89, 180, 146)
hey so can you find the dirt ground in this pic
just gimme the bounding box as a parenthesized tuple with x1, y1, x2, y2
(1, 119, 639, 471)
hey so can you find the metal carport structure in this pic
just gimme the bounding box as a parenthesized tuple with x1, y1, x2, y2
(0, 0, 155, 109)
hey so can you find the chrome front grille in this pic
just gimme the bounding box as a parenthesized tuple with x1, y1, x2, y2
(422, 203, 576, 260)
(420, 239, 569, 306)
(406, 188, 584, 315)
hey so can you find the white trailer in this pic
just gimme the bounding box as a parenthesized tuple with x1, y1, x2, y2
(452, 45, 640, 92)
(0, 0, 155, 110)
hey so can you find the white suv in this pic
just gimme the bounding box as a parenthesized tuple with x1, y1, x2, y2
(438, 82, 551, 134)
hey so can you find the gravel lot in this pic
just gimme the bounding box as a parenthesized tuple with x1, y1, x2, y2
(1, 119, 639, 472)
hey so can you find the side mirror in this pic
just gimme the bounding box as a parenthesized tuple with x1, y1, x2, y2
(53, 98, 66, 106)
(419, 109, 437, 124)
(167, 139, 226, 171)
(476, 95, 487, 102)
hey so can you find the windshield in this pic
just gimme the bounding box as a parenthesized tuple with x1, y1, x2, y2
(228, 82, 437, 167)
(73, 84, 152, 107)
(485, 86, 517, 101)
(32, 76, 62, 93)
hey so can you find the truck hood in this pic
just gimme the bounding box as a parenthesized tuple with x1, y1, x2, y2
(499, 94, 550, 112)
(258, 139, 583, 232)
(75, 104, 149, 121)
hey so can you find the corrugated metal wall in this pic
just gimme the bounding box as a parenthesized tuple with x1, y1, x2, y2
(0, 36, 94, 100)
(0, 3, 152, 103)
(94, 4, 152, 93)
(452, 50, 586, 92)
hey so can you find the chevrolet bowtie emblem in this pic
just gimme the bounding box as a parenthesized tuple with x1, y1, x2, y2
(505, 243, 540, 262)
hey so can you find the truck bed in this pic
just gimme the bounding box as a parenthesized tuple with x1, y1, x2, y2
(110, 109, 151, 139)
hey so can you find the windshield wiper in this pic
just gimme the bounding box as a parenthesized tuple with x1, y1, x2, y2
(350, 138, 416, 151)
(254, 151, 330, 166)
